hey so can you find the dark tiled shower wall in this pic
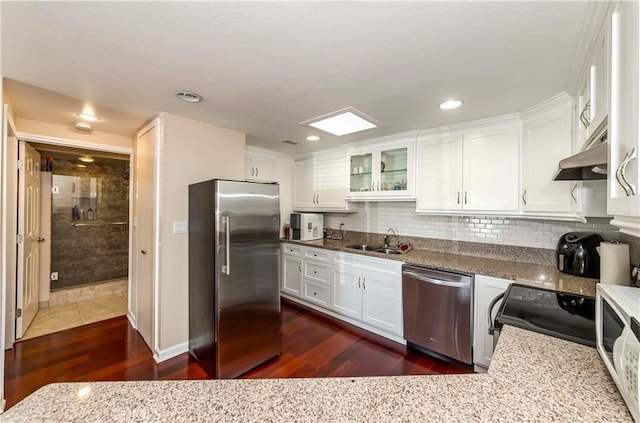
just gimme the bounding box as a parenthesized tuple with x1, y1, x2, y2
(50, 160, 129, 290)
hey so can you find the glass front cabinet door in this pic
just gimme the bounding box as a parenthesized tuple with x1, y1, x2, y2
(347, 132, 416, 200)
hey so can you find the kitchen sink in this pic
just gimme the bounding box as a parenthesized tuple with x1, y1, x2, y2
(374, 248, 402, 255)
(346, 244, 380, 251)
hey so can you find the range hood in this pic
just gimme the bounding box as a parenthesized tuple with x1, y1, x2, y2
(553, 130, 608, 181)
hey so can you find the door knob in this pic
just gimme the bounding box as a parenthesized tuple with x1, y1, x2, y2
(141, 250, 147, 255)
(36, 237, 45, 242)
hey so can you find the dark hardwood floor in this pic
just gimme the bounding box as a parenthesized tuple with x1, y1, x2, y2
(5, 298, 472, 409)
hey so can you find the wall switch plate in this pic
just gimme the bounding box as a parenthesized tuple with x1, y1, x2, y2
(52, 186, 60, 194)
(173, 221, 187, 234)
(50, 272, 58, 281)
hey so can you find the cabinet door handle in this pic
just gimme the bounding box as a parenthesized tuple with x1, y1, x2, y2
(256, 167, 259, 177)
(620, 148, 637, 196)
(298, 264, 302, 272)
(616, 152, 632, 196)
(522, 189, 527, 205)
(580, 100, 591, 129)
(363, 277, 366, 290)
(457, 191, 460, 205)
(358, 276, 361, 288)
(141, 250, 147, 255)
(464, 191, 468, 205)
(371, 181, 374, 192)
(377, 181, 380, 191)
(571, 184, 578, 203)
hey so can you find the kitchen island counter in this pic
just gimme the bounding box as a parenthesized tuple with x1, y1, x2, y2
(1, 326, 631, 422)
(284, 238, 598, 297)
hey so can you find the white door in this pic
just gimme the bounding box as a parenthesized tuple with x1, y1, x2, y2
(281, 255, 302, 297)
(292, 158, 316, 209)
(16, 141, 42, 338)
(331, 266, 362, 320)
(521, 105, 574, 213)
(463, 126, 519, 211)
(416, 135, 464, 211)
(135, 125, 156, 348)
(361, 268, 402, 335)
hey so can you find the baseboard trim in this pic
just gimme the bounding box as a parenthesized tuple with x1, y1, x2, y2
(153, 342, 189, 363)
(126, 311, 137, 329)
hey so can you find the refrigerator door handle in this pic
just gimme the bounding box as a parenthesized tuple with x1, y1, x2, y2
(222, 215, 231, 275)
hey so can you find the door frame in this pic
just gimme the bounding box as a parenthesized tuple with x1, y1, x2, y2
(3, 130, 135, 349)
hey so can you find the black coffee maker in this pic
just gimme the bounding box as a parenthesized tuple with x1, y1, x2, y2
(556, 232, 604, 279)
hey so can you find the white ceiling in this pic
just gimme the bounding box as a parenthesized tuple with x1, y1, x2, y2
(2, 1, 596, 155)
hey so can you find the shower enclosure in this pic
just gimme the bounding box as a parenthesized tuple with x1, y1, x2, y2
(50, 159, 129, 290)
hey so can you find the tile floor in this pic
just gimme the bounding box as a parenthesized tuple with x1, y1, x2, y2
(21, 292, 128, 340)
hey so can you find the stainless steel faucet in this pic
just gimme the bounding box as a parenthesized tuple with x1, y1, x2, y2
(384, 228, 398, 248)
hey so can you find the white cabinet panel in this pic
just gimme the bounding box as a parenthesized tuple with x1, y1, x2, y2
(416, 135, 463, 210)
(246, 154, 275, 182)
(473, 275, 512, 369)
(608, 0, 640, 225)
(521, 102, 574, 213)
(282, 255, 303, 297)
(293, 149, 348, 210)
(463, 126, 519, 211)
(332, 266, 363, 320)
(361, 268, 403, 335)
(293, 159, 316, 209)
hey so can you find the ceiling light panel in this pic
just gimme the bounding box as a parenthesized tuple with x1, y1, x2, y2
(301, 107, 382, 137)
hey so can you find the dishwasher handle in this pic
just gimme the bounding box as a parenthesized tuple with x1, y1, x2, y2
(403, 270, 471, 289)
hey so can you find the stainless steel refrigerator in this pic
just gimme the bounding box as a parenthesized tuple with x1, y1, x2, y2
(188, 179, 281, 378)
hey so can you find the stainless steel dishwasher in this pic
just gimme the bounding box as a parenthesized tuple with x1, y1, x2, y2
(402, 264, 473, 364)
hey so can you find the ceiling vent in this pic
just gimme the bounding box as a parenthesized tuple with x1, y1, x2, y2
(281, 140, 299, 146)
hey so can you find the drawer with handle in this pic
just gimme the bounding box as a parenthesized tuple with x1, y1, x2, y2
(303, 280, 331, 308)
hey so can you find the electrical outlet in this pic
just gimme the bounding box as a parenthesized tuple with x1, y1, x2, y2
(50, 272, 58, 281)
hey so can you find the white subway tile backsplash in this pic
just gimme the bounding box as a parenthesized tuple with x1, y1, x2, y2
(325, 202, 619, 250)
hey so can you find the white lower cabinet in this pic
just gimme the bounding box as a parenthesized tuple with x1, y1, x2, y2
(333, 253, 403, 337)
(473, 275, 512, 370)
(281, 243, 403, 342)
(282, 254, 303, 297)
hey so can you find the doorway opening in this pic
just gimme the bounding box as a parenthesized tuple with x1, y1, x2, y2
(18, 142, 131, 340)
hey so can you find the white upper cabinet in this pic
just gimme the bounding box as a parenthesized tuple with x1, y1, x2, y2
(346, 132, 416, 201)
(246, 153, 276, 182)
(521, 97, 575, 214)
(416, 120, 519, 213)
(416, 135, 464, 210)
(463, 125, 520, 211)
(608, 0, 640, 235)
(293, 148, 349, 211)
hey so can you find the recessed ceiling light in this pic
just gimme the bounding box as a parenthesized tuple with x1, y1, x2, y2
(75, 112, 101, 122)
(306, 135, 320, 141)
(78, 156, 95, 163)
(75, 122, 92, 131)
(301, 107, 382, 136)
(439, 99, 463, 110)
(175, 90, 203, 103)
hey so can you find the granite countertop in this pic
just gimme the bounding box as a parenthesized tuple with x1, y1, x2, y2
(1, 326, 631, 422)
(284, 238, 599, 297)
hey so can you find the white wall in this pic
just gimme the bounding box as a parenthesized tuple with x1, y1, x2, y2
(157, 113, 245, 352)
(16, 118, 133, 151)
(324, 202, 620, 250)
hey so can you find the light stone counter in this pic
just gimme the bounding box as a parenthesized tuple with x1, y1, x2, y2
(1, 326, 632, 422)
(286, 239, 599, 297)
